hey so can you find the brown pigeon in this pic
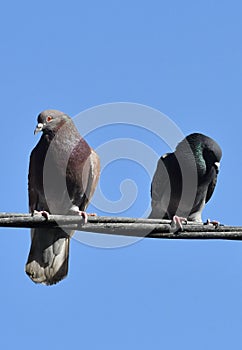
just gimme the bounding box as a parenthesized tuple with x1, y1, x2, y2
(149, 133, 222, 223)
(26, 110, 100, 285)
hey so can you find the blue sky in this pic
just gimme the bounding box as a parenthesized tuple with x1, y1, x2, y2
(1, 0, 242, 349)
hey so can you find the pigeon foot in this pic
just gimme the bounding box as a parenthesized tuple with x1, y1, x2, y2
(33, 210, 50, 220)
(68, 207, 89, 224)
(171, 215, 187, 232)
(205, 218, 220, 228)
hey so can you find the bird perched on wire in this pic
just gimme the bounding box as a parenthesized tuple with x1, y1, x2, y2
(149, 133, 222, 228)
(26, 109, 100, 285)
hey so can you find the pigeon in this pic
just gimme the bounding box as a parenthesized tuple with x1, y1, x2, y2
(149, 133, 222, 224)
(26, 109, 100, 285)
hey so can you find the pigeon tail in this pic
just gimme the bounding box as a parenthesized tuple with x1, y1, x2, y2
(25, 227, 72, 285)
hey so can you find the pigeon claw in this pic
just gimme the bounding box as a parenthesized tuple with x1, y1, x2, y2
(78, 212, 97, 223)
(78, 211, 88, 224)
(171, 215, 187, 232)
(68, 207, 90, 224)
(33, 210, 50, 220)
(205, 218, 220, 228)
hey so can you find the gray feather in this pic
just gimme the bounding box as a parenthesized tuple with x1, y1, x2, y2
(149, 133, 222, 222)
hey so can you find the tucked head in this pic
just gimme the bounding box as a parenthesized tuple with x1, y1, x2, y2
(177, 132, 222, 173)
(187, 132, 222, 161)
(34, 109, 71, 135)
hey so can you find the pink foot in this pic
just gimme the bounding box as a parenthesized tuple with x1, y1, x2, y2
(78, 211, 88, 224)
(68, 207, 97, 224)
(171, 215, 187, 232)
(205, 219, 220, 228)
(77, 211, 97, 223)
(33, 210, 50, 220)
(68, 208, 89, 224)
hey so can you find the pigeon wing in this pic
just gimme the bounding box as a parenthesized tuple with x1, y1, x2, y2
(149, 154, 171, 219)
(205, 170, 218, 204)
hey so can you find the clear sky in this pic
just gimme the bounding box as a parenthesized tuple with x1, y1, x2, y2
(1, 1, 242, 349)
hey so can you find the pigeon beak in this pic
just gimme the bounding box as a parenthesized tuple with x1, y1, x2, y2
(214, 161, 220, 173)
(34, 123, 44, 135)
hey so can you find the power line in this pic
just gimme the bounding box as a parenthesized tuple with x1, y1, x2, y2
(0, 212, 240, 240)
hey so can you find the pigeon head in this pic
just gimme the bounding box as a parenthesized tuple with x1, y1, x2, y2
(177, 133, 222, 175)
(34, 109, 71, 135)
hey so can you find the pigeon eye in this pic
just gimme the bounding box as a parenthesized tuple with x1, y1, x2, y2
(46, 116, 53, 122)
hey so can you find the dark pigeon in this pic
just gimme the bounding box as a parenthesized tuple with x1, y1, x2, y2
(149, 133, 222, 223)
(26, 109, 100, 285)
